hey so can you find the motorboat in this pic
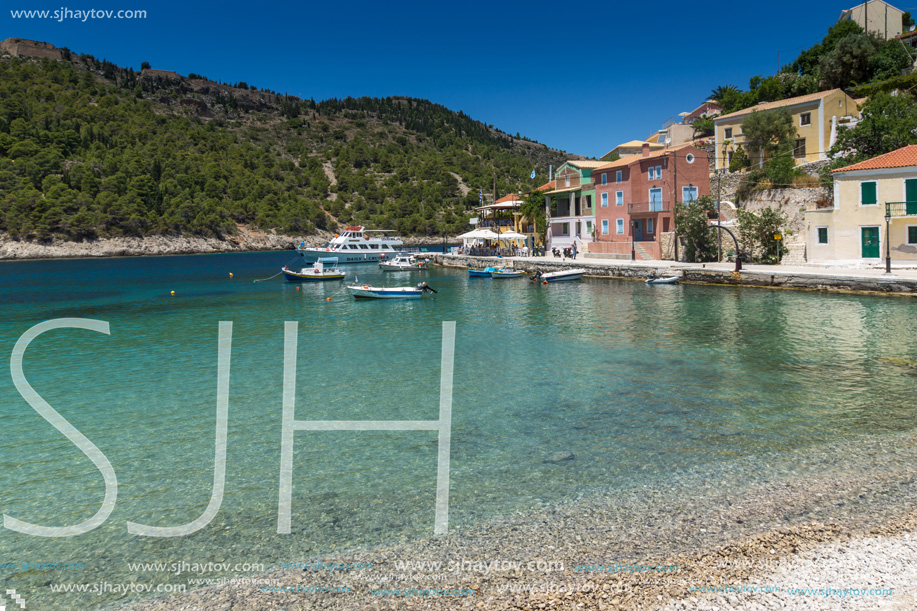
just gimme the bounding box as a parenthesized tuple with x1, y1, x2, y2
(282, 257, 346, 282)
(379, 253, 426, 271)
(296, 226, 407, 264)
(468, 266, 496, 277)
(645, 276, 680, 285)
(347, 282, 438, 300)
(533, 268, 586, 283)
(490, 269, 526, 278)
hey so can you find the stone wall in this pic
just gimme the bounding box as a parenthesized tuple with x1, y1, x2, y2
(0, 38, 62, 60)
(433, 254, 917, 294)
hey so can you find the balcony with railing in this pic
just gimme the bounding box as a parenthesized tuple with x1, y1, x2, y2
(886, 201, 917, 218)
(627, 201, 670, 214)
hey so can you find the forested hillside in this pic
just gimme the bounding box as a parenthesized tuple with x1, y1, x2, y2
(0, 48, 568, 241)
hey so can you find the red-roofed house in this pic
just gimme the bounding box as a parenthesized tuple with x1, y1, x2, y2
(806, 145, 917, 264)
(590, 143, 709, 260)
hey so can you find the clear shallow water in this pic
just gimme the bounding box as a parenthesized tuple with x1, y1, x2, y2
(1, 252, 916, 610)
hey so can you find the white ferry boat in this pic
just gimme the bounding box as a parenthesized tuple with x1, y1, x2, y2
(296, 226, 405, 264)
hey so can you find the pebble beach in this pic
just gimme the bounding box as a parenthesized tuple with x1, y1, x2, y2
(109, 429, 917, 611)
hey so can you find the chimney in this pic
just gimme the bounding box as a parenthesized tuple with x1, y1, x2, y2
(642, 142, 650, 157)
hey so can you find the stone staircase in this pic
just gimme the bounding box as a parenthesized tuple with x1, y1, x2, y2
(634, 242, 655, 261)
(781, 241, 807, 265)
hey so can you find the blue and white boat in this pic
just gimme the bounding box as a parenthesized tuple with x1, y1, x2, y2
(468, 266, 496, 277)
(347, 282, 438, 300)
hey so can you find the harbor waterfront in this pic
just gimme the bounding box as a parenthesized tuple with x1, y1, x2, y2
(436, 253, 917, 295)
(1, 250, 916, 610)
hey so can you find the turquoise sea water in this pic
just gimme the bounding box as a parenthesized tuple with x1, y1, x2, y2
(1, 252, 916, 610)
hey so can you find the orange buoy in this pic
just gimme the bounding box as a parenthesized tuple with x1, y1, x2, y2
(326, 297, 331, 301)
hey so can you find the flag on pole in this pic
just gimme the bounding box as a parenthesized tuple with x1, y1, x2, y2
(530, 169, 536, 179)
(479, 188, 483, 204)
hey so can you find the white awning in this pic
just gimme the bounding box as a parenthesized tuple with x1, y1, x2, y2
(456, 229, 500, 239)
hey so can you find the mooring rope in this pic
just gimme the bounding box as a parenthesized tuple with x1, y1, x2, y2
(254, 256, 300, 283)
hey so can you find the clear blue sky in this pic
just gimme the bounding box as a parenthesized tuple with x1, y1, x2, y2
(5, 0, 913, 158)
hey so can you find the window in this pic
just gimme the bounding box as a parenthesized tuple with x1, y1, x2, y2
(616, 170, 622, 183)
(800, 112, 811, 126)
(647, 218, 654, 233)
(562, 222, 569, 235)
(616, 219, 624, 234)
(601, 192, 608, 207)
(615, 191, 623, 206)
(909, 226, 917, 244)
(682, 186, 698, 203)
(649, 188, 663, 211)
(794, 138, 806, 159)
(685, 153, 695, 164)
(817, 227, 829, 244)
(586, 221, 592, 232)
(602, 219, 609, 234)
(585, 195, 592, 210)
(564, 175, 570, 188)
(601, 173, 607, 185)
(860, 181, 878, 205)
(725, 127, 733, 139)
(648, 165, 662, 180)
(655, 165, 662, 178)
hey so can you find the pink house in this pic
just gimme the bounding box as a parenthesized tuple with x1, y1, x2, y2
(590, 143, 710, 260)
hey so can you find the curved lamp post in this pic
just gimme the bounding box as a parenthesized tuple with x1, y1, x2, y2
(711, 223, 743, 272)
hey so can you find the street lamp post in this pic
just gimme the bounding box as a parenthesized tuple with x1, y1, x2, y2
(631, 220, 636, 261)
(885, 208, 892, 274)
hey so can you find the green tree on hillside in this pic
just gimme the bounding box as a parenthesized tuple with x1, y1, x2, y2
(829, 92, 917, 163)
(819, 31, 883, 88)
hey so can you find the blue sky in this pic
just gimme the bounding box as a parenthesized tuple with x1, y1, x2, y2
(4, 0, 912, 158)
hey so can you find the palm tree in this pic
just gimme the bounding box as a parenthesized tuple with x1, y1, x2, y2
(710, 85, 739, 104)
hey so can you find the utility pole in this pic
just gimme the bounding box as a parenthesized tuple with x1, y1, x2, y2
(716, 170, 722, 262)
(673, 151, 679, 262)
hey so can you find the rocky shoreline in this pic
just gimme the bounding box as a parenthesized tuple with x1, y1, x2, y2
(0, 229, 454, 261)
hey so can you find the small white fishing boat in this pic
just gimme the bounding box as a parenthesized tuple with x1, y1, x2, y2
(645, 276, 680, 285)
(379, 254, 426, 271)
(347, 282, 438, 300)
(534, 268, 586, 283)
(282, 257, 346, 282)
(490, 269, 526, 278)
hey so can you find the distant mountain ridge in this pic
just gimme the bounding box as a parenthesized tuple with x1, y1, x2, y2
(0, 37, 572, 242)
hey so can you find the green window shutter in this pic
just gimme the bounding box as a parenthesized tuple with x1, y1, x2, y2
(818, 227, 828, 244)
(909, 226, 917, 244)
(861, 182, 877, 205)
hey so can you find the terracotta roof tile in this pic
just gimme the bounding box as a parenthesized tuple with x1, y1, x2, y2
(595, 143, 696, 171)
(715, 89, 842, 122)
(833, 145, 917, 173)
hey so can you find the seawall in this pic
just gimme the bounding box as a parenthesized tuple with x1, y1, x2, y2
(433, 254, 917, 296)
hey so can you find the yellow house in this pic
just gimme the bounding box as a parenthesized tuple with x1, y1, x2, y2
(714, 89, 860, 171)
(805, 145, 917, 264)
